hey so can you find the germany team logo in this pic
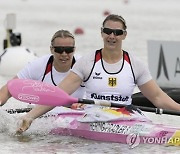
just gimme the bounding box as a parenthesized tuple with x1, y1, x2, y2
(108, 77, 117, 87)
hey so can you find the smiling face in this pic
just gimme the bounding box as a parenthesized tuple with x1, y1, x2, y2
(51, 37, 75, 72)
(101, 20, 127, 51)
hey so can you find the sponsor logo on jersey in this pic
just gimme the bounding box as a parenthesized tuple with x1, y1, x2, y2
(93, 72, 103, 79)
(91, 93, 129, 102)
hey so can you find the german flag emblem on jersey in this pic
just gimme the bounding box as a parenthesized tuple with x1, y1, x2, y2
(108, 77, 117, 87)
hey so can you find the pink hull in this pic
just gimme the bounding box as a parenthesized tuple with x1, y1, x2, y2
(50, 113, 180, 145)
(51, 128, 128, 143)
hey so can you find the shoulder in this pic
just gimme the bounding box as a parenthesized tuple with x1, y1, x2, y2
(72, 51, 96, 80)
(127, 51, 152, 85)
(76, 51, 95, 62)
(127, 52, 144, 64)
(73, 51, 95, 67)
(73, 54, 81, 61)
(25, 54, 52, 69)
(32, 54, 52, 64)
(20, 54, 52, 69)
(127, 52, 148, 70)
(17, 54, 52, 79)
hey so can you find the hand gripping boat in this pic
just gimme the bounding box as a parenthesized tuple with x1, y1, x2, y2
(7, 79, 180, 147)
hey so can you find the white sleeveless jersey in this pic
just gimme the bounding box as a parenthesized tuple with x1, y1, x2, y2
(40, 55, 85, 98)
(42, 66, 85, 98)
(84, 50, 136, 105)
(17, 54, 85, 100)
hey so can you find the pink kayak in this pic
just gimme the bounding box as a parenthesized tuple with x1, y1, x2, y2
(6, 79, 180, 147)
(49, 107, 180, 148)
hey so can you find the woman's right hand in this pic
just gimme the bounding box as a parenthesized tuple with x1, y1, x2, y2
(16, 117, 33, 134)
(71, 103, 86, 110)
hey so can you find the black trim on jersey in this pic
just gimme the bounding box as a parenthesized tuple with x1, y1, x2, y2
(84, 49, 101, 82)
(71, 56, 76, 67)
(124, 51, 136, 84)
(101, 51, 124, 75)
(84, 49, 136, 83)
(41, 55, 76, 86)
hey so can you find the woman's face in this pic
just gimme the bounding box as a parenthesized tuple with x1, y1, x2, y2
(101, 20, 127, 50)
(51, 37, 75, 71)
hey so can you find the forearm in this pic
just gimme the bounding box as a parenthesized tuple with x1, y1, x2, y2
(0, 76, 18, 105)
(0, 84, 12, 105)
(58, 71, 82, 95)
(139, 80, 180, 111)
(154, 92, 180, 111)
(24, 105, 55, 120)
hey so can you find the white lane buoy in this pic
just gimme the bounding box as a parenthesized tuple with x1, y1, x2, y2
(0, 46, 37, 77)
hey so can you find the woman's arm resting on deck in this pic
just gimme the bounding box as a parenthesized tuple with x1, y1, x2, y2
(139, 79, 180, 111)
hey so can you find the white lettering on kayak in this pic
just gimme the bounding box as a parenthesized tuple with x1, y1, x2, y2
(90, 122, 131, 134)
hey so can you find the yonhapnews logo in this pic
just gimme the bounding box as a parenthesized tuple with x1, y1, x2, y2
(126, 133, 140, 148)
(126, 132, 180, 148)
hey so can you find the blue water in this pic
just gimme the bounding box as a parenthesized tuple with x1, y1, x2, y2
(0, 0, 180, 153)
